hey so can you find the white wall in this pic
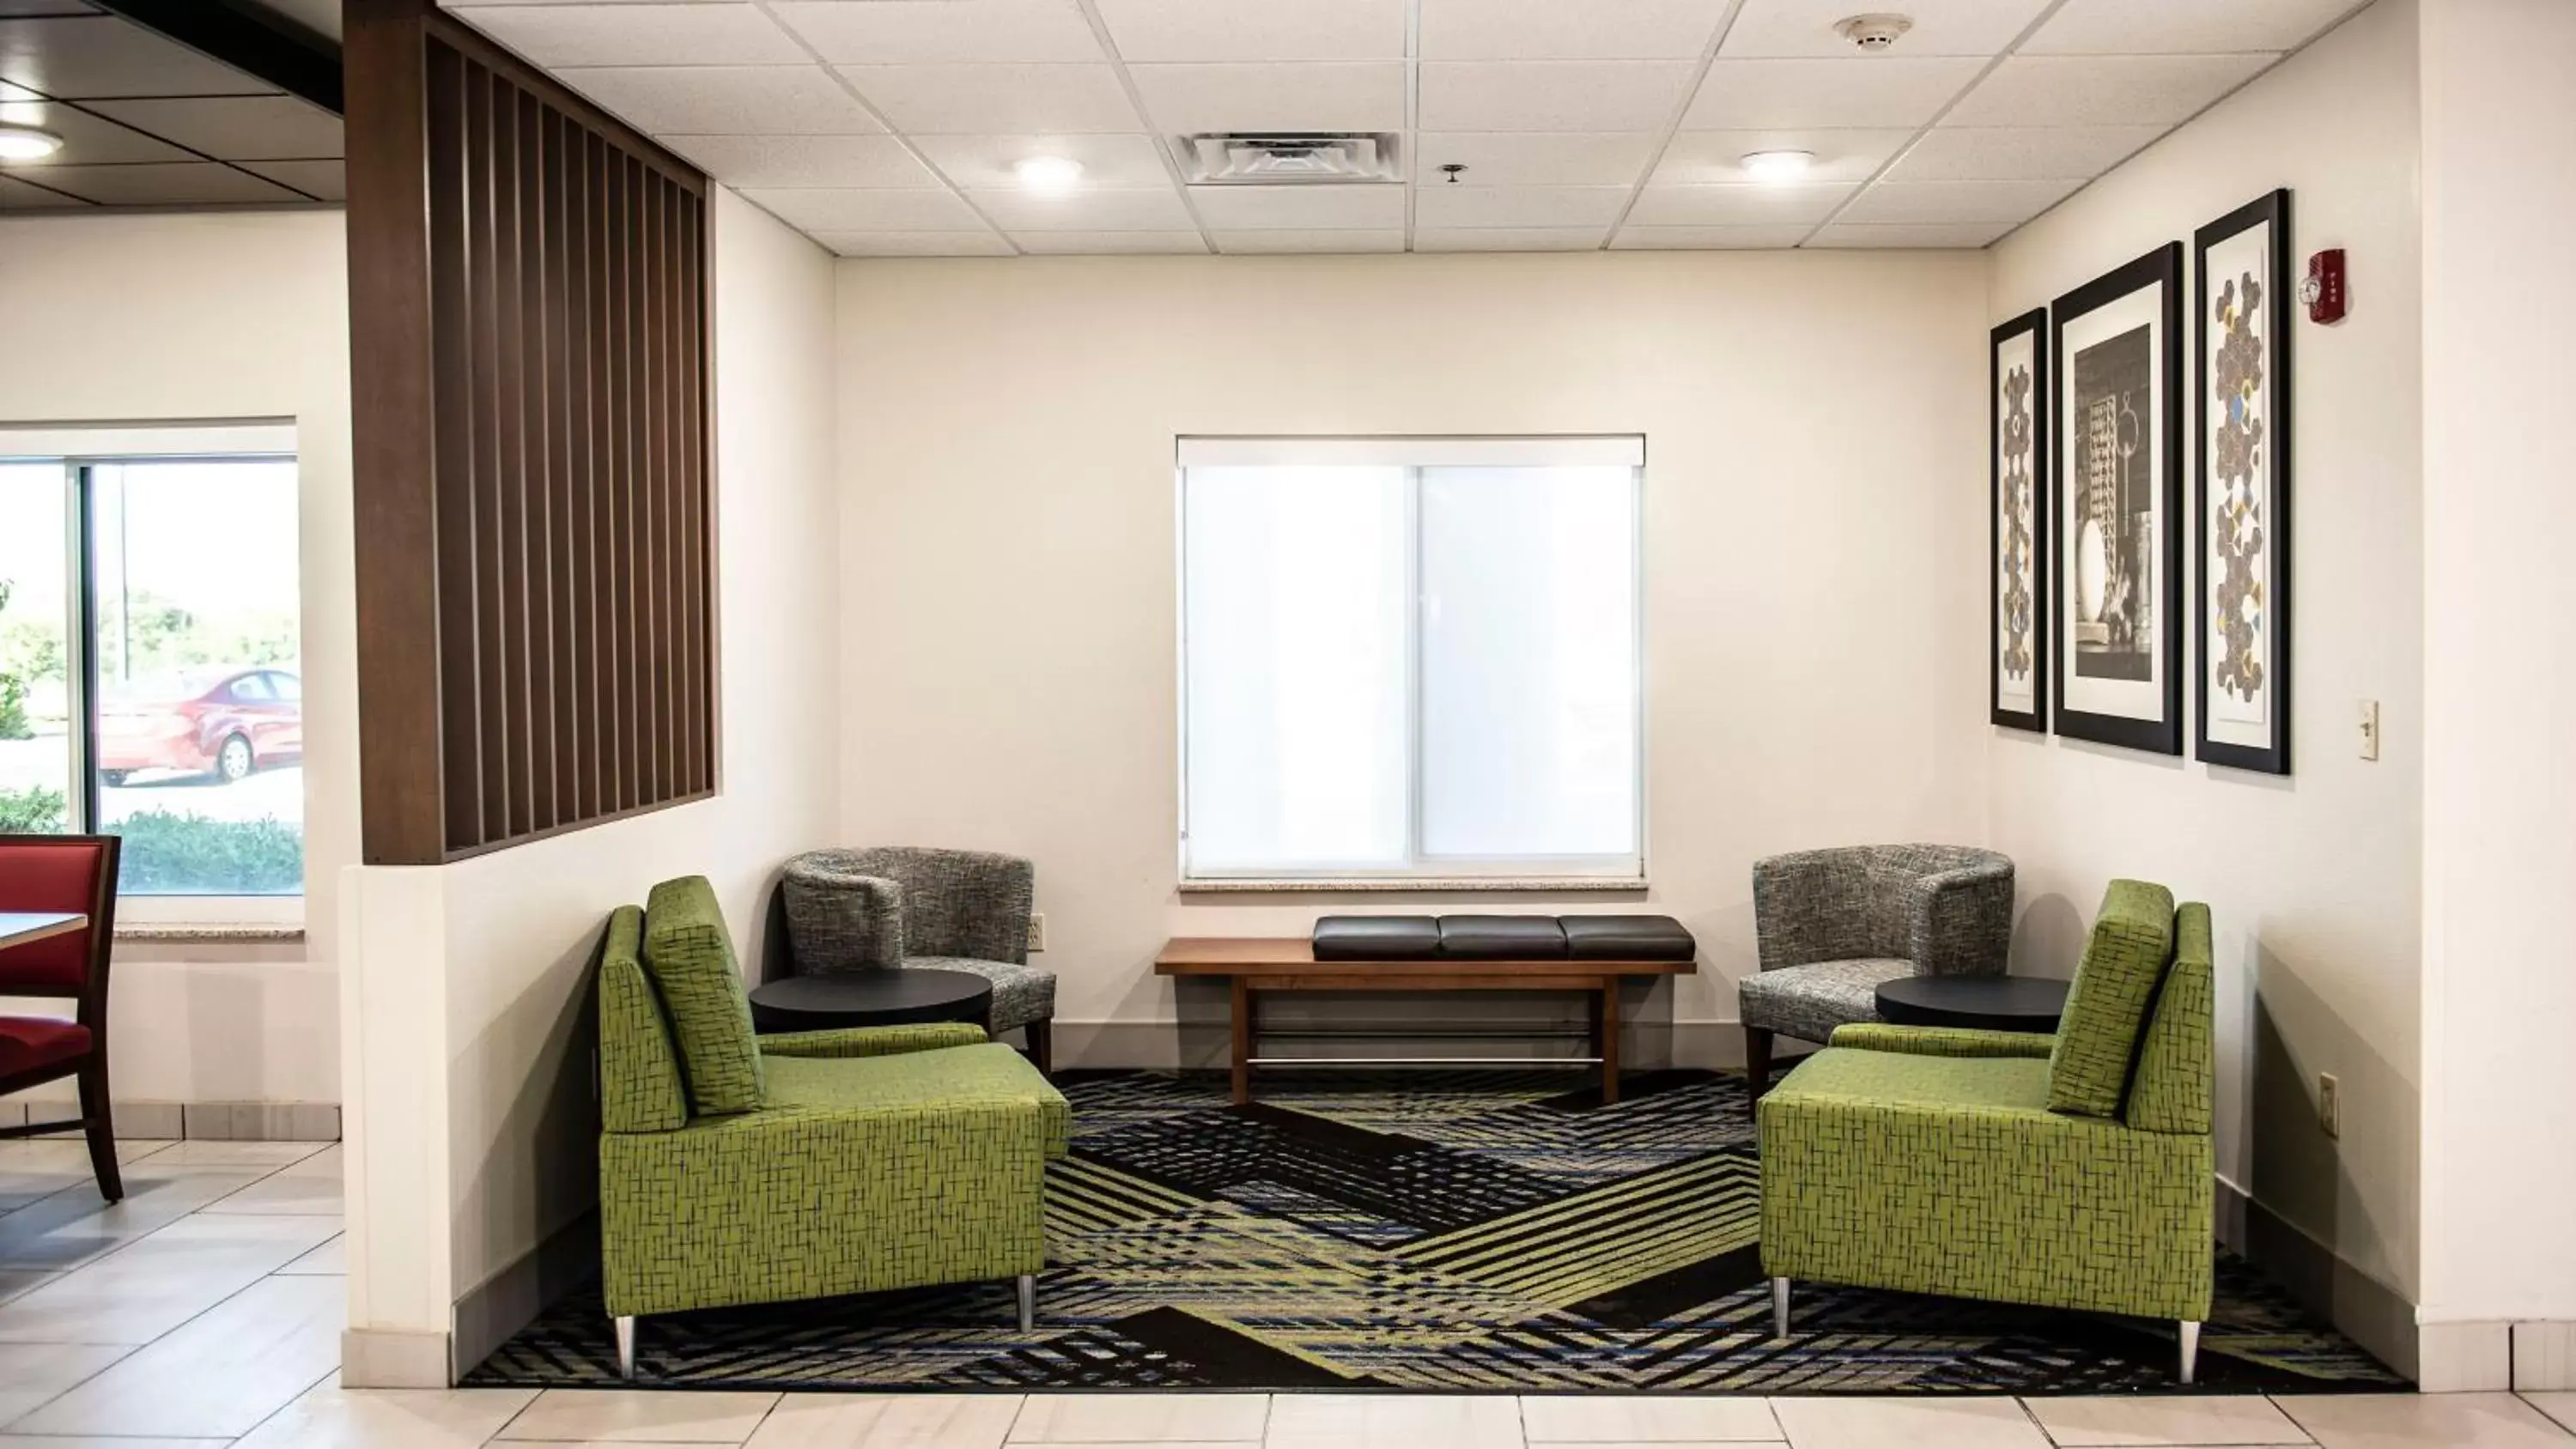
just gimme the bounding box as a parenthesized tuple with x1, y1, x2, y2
(2417, 0, 2576, 1368)
(833, 249, 1991, 1065)
(341, 188, 841, 1379)
(0, 209, 352, 1110)
(1984, 0, 2423, 1323)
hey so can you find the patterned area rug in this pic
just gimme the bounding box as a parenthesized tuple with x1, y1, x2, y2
(467, 1069, 2406, 1393)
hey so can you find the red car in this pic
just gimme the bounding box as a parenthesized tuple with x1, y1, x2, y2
(95, 668, 304, 786)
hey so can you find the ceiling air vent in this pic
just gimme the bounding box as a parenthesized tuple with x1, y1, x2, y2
(1179, 132, 1400, 185)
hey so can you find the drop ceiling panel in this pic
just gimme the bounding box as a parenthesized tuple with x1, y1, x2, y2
(1808, 220, 2014, 248)
(1945, 53, 2275, 127)
(558, 66, 888, 134)
(1837, 177, 2077, 224)
(1413, 183, 1629, 228)
(969, 183, 1192, 230)
(1419, 60, 1697, 131)
(0, 96, 189, 164)
(0, 15, 282, 98)
(1416, 131, 1657, 186)
(1653, 128, 1912, 185)
(842, 63, 1141, 134)
(1186, 181, 1402, 229)
(813, 229, 1013, 256)
(911, 132, 1171, 190)
(1420, 0, 1733, 60)
(1610, 223, 1814, 249)
(1012, 229, 1207, 253)
(2024, 0, 2365, 56)
(0, 2, 103, 15)
(0, 172, 85, 206)
(1625, 180, 1853, 226)
(444, 3, 805, 69)
(1096, 0, 1406, 63)
(1127, 61, 1405, 133)
(1212, 228, 1405, 253)
(1415, 227, 1606, 251)
(769, 0, 1106, 65)
(82, 95, 343, 161)
(239, 158, 343, 200)
(739, 185, 988, 232)
(1886, 124, 2167, 182)
(1684, 58, 1985, 130)
(28, 161, 303, 204)
(1720, 0, 2052, 58)
(659, 133, 936, 188)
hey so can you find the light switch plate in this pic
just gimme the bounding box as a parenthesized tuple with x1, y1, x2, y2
(2358, 700, 2381, 761)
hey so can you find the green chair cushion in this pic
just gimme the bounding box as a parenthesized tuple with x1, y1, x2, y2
(2125, 900, 2215, 1135)
(2045, 879, 2176, 1119)
(598, 905, 689, 1133)
(641, 876, 767, 1117)
(1775, 1040, 2054, 1113)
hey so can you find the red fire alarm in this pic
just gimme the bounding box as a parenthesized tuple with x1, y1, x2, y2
(2301, 248, 2348, 324)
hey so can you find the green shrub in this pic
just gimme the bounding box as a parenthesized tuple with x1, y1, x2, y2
(0, 784, 68, 834)
(113, 810, 304, 894)
(0, 671, 29, 743)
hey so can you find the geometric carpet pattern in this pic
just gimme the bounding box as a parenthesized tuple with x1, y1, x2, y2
(465, 1069, 2407, 1394)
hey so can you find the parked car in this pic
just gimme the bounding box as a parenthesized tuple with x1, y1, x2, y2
(95, 668, 303, 786)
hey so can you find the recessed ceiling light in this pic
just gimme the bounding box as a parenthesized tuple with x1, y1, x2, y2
(1013, 155, 1084, 192)
(1741, 149, 1814, 181)
(0, 123, 66, 161)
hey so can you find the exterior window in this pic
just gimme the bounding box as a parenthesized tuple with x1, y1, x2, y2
(1178, 437, 1643, 883)
(0, 433, 303, 900)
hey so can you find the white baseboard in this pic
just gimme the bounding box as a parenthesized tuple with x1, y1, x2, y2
(2215, 1177, 2421, 1383)
(0, 1099, 338, 1142)
(1054, 1016, 1789, 1073)
(2416, 1320, 2513, 1392)
(2515, 1322, 2576, 1391)
(450, 1212, 601, 1384)
(340, 1327, 452, 1389)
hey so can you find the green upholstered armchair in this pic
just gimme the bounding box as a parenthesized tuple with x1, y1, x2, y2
(596, 876, 1069, 1379)
(1758, 880, 2215, 1381)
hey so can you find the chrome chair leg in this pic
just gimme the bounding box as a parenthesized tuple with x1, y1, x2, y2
(1771, 1276, 1791, 1338)
(2178, 1319, 2201, 1384)
(614, 1315, 637, 1380)
(1017, 1274, 1036, 1333)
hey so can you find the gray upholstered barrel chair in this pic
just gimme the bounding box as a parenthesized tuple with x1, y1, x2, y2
(1741, 844, 2014, 1097)
(781, 847, 1057, 1073)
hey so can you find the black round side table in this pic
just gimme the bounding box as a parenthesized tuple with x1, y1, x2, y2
(1874, 975, 2070, 1034)
(750, 968, 993, 1034)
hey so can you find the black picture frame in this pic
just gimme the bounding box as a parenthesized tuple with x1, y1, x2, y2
(2194, 189, 2293, 774)
(2050, 242, 2184, 755)
(1990, 306, 2050, 732)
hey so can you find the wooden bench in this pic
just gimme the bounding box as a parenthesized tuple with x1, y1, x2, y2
(1154, 937, 1698, 1105)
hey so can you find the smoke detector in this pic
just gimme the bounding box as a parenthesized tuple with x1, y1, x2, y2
(1179, 133, 1400, 185)
(1834, 13, 1914, 50)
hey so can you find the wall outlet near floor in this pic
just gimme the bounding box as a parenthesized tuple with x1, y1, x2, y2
(2318, 1072, 2342, 1139)
(1027, 912, 1046, 953)
(2357, 699, 2381, 761)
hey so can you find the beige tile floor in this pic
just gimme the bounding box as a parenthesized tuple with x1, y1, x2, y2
(3, 1138, 2570, 1449)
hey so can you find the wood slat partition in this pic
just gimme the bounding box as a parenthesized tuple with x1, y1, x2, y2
(349, 0, 714, 864)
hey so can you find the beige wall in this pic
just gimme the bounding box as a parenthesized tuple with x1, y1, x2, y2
(0, 209, 352, 1110)
(833, 248, 1992, 1065)
(1984, 0, 2423, 1315)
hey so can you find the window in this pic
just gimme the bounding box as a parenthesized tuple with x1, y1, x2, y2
(1179, 437, 1643, 882)
(0, 427, 304, 900)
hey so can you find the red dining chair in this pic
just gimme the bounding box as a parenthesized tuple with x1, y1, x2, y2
(0, 834, 123, 1202)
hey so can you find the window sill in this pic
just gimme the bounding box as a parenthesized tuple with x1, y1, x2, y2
(1179, 877, 1649, 895)
(114, 923, 307, 944)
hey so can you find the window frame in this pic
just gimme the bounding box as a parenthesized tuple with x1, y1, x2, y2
(1175, 435, 1648, 889)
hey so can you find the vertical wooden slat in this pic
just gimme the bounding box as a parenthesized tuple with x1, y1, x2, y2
(584, 130, 613, 822)
(546, 109, 585, 828)
(468, 59, 511, 850)
(680, 190, 708, 795)
(518, 85, 556, 834)
(425, 38, 482, 851)
(616, 151, 644, 814)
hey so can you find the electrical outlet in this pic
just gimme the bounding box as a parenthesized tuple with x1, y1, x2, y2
(2318, 1072, 2341, 1139)
(1027, 912, 1046, 954)
(2357, 700, 2380, 761)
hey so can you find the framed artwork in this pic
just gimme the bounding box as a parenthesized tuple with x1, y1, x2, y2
(1990, 307, 2050, 732)
(2195, 189, 2293, 774)
(2051, 242, 2184, 755)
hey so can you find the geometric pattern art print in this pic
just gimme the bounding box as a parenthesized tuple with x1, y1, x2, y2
(1997, 335, 2039, 706)
(2208, 232, 2271, 726)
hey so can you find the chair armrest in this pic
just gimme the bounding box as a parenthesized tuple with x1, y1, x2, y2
(782, 870, 907, 970)
(760, 1022, 987, 1058)
(1906, 858, 2014, 977)
(1828, 1022, 2055, 1058)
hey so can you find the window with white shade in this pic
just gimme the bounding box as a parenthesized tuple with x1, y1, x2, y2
(1179, 437, 1643, 882)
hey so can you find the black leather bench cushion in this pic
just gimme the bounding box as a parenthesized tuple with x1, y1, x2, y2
(1312, 916, 1442, 961)
(1437, 915, 1568, 959)
(1562, 914, 1696, 961)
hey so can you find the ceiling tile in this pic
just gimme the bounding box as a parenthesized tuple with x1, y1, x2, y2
(1213, 227, 1403, 252)
(1421, 0, 1732, 60)
(27, 161, 302, 205)
(1886, 124, 2167, 182)
(0, 80, 34, 99)
(1096, 0, 1404, 62)
(2024, 0, 2362, 56)
(1128, 61, 1403, 133)
(911, 132, 1171, 190)
(1185, 182, 1402, 229)
(1719, 0, 2051, 58)
(1417, 131, 1656, 186)
(0, 172, 87, 207)
(1609, 223, 1814, 248)
(1625, 180, 1851, 226)
(1419, 60, 1697, 131)
(814, 229, 1014, 256)
(769, 0, 1104, 64)
(0, 3, 104, 15)
(1413, 184, 1630, 228)
(841, 63, 1140, 134)
(1807, 220, 2013, 247)
(447, 3, 805, 68)
(1685, 58, 1984, 130)
(1652, 127, 1912, 185)
(0, 15, 281, 98)
(1415, 227, 1606, 251)
(1944, 53, 2275, 127)
(81, 95, 342, 161)
(1012, 230, 1209, 253)
(0, 96, 188, 164)
(237, 158, 343, 201)
(741, 185, 987, 232)
(559, 66, 886, 135)
(969, 184, 1193, 230)
(1837, 177, 2077, 224)
(662, 134, 936, 188)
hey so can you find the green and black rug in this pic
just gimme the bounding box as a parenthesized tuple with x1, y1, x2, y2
(467, 1069, 2406, 1394)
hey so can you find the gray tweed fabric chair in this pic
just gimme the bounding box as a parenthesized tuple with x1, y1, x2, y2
(781, 847, 1056, 1073)
(1741, 844, 2014, 1097)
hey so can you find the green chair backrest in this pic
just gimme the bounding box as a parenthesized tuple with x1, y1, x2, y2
(2045, 879, 2177, 1119)
(598, 905, 690, 1134)
(640, 875, 768, 1116)
(2124, 900, 2215, 1135)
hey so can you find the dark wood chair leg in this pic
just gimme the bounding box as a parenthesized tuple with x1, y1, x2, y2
(1024, 1019, 1052, 1076)
(78, 1055, 122, 1203)
(1743, 1026, 1774, 1104)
